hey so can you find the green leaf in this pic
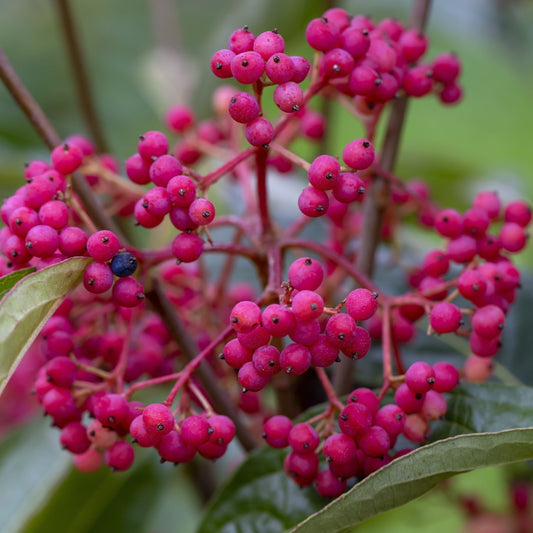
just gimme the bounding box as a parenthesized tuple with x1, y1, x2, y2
(0, 418, 71, 533)
(197, 446, 324, 533)
(291, 428, 533, 533)
(443, 382, 533, 435)
(0, 257, 90, 395)
(0, 266, 35, 299)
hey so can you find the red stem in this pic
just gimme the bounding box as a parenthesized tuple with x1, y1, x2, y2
(315, 368, 344, 411)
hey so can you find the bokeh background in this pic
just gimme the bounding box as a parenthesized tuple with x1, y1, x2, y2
(1, 1, 532, 532)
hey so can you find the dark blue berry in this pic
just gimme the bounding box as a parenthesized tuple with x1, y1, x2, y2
(110, 252, 138, 278)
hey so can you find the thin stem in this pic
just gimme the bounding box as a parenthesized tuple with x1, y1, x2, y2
(111, 316, 133, 392)
(200, 146, 256, 190)
(269, 142, 311, 171)
(315, 368, 344, 411)
(382, 303, 393, 380)
(256, 149, 272, 237)
(125, 372, 183, 399)
(55, 0, 108, 152)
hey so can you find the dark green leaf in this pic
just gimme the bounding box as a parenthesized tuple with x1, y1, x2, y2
(197, 446, 324, 533)
(0, 257, 90, 395)
(0, 267, 35, 299)
(443, 382, 533, 435)
(291, 428, 533, 533)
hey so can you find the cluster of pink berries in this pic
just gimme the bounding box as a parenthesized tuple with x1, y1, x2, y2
(0, 143, 82, 273)
(37, 384, 235, 472)
(0, 3, 531, 505)
(263, 358, 459, 498)
(125, 130, 213, 264)
(211, 27, 310, 147)
(222, 257, 376, 392)
(0, 137, 145, 307)
(305, 8, 462, 111)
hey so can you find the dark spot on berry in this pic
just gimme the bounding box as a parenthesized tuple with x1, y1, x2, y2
(102, 236, 109, 243)
(340, 414, 348, 421)
(231, 97, 237, 104)
(157, 423, 165, 431)
(202, 210, 211, 218)
(272, 316, 279, 324)
(241, 60, 249, 67)
(362, 141, 370, 148)
(215, 62, 223, 70)
(273, 56, 280, 63)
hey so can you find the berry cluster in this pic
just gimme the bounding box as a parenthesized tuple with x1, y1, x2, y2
(262, 359, 458, 498)
(0, 5, 530, 505)
(126, 130, 214, 264)
(305, 8, 462, 108)
(223, 257, 375, 392)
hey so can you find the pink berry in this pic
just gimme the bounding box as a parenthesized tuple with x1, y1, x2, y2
(86, 230, 120, 262)
(230, 51, 265, 84)
(345, 288, 378, 321)
(253, 30, 285, 61)
(288, 257, 324, 291)
(104, 441, 135, 471)
(342, 139, 375, 170)
(171, 232, 203, 263)
(142, 403, 175, 437)
(112, 277, 145, 307)
(137, 131, 168, 160)
(305, 17, 340, 52)
(273, 81, 304, 113)
(51, 143, 83, 174)
(262, 415, 292, 448)
(298, 186, 329, 217)
(429, 302, 463, 334)
(244, 117, 274, 147)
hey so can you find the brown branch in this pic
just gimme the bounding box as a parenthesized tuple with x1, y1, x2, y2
(0, 47, 61, 149)
(333, 0, 433, 394)
(55, 0, 109, 152)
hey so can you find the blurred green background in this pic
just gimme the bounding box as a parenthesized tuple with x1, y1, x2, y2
(1, 1, 532, 532)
